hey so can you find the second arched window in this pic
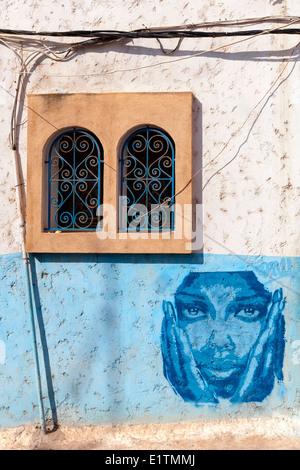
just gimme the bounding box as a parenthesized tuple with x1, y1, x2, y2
(120, 126, 175, 231)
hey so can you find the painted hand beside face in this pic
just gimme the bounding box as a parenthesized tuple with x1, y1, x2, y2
(161, 300, 218, 403)
(231, 287, 286, 403)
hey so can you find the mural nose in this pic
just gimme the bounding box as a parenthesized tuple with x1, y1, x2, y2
(208, 333, 235, 352)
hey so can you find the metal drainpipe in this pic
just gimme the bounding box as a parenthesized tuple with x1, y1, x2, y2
(12, 146, 47, 435)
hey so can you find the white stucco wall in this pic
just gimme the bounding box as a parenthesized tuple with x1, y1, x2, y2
(0, 0, 299, 257)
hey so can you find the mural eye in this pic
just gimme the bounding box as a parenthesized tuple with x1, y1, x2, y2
(235, 307, 261, 321)
(181, 306, 208, 320)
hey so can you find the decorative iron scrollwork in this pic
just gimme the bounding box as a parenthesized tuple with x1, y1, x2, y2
(120, 126, 175, 231)
(47, 128, 103, 231)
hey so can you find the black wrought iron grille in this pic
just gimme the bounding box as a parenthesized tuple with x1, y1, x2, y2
(47, 128, 103, 231)
(120, 126, 175, 231)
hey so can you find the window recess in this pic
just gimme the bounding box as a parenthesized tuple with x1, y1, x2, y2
(46, 128, 103, 232)
(120, 125, 175, 232)
(26, 92, 193, 253)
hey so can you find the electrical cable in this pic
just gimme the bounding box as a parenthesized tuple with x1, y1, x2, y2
(0, 16, 299, 38)
(138, 16, 300, 30)
(0, 16, 299, 54)
(7, 24, 298, 79)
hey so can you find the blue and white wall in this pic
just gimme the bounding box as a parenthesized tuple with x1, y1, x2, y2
(0, 0, 299, 431)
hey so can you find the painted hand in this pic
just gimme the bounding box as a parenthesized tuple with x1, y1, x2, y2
(161, 300, 218, 403)
(231, 288, 286, 403)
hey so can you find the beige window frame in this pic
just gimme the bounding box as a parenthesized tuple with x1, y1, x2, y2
(26, 92, 193, 254)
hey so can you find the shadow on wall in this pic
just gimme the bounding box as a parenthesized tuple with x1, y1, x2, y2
(192, 96, 203, 255)
(75, 37, 300, 64)
(34, 253, 204, 265)
(30, 254, 130, 425)
(30, 255, 58, 430)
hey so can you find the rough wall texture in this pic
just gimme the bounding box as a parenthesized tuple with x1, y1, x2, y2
(0, 252, 299, 427)
(0, 0, 299, 432)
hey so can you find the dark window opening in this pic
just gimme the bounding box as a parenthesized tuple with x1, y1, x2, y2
(120, 126, 175, 231)
(46, 128, 103, 231)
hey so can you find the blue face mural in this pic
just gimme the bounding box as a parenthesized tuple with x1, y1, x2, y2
(161, 271, 286, 403)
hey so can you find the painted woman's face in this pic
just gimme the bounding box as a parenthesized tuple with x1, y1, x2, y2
(175, 273, 271, 396)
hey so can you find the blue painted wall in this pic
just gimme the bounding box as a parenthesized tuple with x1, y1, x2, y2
(0, 252, 299, 427)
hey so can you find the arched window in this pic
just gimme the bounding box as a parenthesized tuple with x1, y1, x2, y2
(120, 125, 175, 231)
(46, 128, 103, 231)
